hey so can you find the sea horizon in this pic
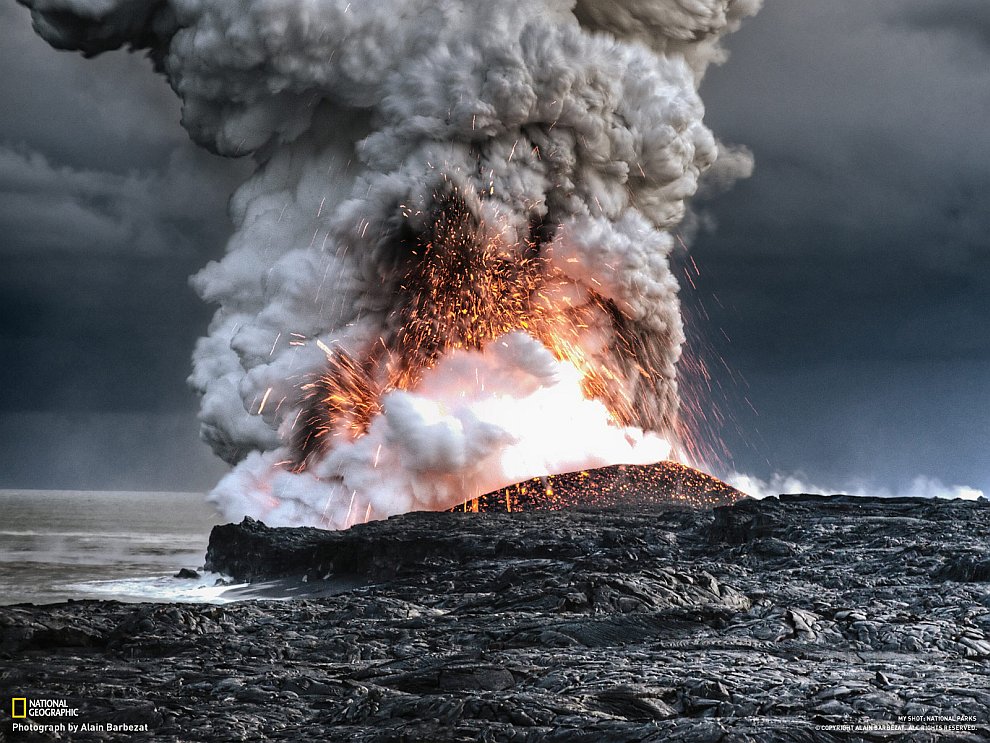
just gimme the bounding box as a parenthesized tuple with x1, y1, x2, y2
(0, 489, 236, 606)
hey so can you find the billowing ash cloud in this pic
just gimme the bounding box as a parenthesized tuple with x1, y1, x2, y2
(22, 0, 760, 527)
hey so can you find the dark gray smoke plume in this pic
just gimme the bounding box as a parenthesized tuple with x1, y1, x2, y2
(21, 0, 760, 527)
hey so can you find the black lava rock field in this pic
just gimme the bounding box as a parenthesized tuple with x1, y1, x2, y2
(2, 494, 989, 741)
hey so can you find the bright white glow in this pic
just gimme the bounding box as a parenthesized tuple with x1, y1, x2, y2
(209, 332, 669, 528)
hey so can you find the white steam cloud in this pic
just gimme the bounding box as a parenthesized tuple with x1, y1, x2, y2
(726, 472, 986, 502)
(22, 0, 761, 527)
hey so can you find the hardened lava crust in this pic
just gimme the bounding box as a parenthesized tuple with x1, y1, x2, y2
(2, 493, 989, 741)
(450, 461, 747, 513)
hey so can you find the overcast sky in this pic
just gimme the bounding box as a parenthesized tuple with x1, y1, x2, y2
(1, 0, 987, 494)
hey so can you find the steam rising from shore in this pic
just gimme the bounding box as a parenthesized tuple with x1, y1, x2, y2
(727, 472, 985, 502)
(22, 0, 761, 527)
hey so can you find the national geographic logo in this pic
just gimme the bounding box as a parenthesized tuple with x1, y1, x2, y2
(9, 697, 79, 718)
(9, 698, 151, 735)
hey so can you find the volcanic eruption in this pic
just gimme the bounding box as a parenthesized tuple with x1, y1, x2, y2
(21, 0, 761, 527)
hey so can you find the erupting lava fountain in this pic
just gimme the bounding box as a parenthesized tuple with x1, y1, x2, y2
(21, 0, 762, 526)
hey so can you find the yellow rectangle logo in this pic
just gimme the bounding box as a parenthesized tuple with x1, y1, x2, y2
(12, 698, 27, 718)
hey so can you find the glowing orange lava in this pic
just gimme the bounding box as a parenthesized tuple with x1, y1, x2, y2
(291, 183, 713, 478)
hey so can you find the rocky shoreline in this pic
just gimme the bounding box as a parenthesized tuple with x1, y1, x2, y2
(2, 494, 989, 741)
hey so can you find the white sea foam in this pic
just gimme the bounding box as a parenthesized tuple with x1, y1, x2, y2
(65, 572, 247, 604)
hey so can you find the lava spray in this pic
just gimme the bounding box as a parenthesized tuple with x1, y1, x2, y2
(22, 0, 760, 526)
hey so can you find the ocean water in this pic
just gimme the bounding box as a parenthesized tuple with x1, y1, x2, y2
(0, 490, 244, 605)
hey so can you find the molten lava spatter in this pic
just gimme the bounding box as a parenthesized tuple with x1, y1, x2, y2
(290, 183, 682, 474)
(21, 0, 764, 530)
(453, 461, 746, 513)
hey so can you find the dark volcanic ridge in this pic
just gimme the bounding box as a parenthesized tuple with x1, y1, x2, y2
(449, 461, 747, 513)
(205, 462, 744, 586)
(2, 495, 989, 742)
